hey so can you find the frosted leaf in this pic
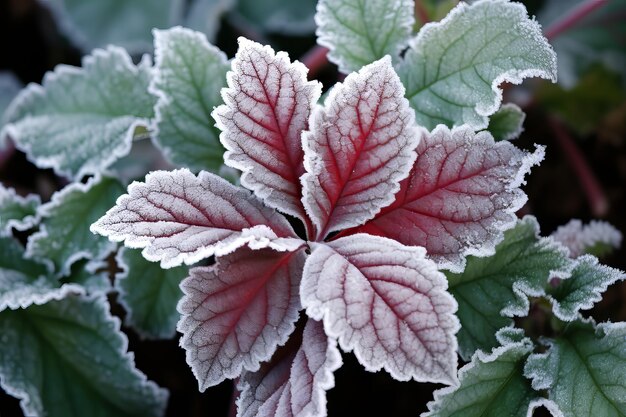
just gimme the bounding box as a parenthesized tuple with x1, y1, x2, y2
(151, 27, 230, 172)
(1, 47, 155, 179)
(525, 319, 626, 417)
(91, 169, 299, 268)
(397, 0, 556, 130)
(0, 294, 168, 417)
(548, 255, 625, 322)
(116, 248, 188, 339)
(315, 0, 414, 73)
(551, 219, 622, 258)
(178, 246, 306, 390)
(301, 57, 421, 239)
(214, 38, 321, 223)
(0, 184, 40, 236)
(234, 0, 317, 35)
(301, 234, 459, 384)
(27, 176, 125, 277)
(445, 216, 574, 360)
(486, 103, 526, 141)
(424, 328, 537, 417)
(344, 125, 544, 272)
(237, 319, 342, 417)
(0, 71, 21, 134)
(61, 259, 112, 295)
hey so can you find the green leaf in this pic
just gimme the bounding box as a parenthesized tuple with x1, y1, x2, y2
(150, 27, 229, 172)
(60, 259, 112, 295)
(485, 103, 525, 141)
(423, 327, 537, 417)
(551, 218, 623, 258)
(0, 72, 22, 131)
(116, 248, 187, 339)
(446, 216, 573, 360)
(0, 294, 168, 417)
(0, 184, 40, 236)
(397, 0, 556, 130)
(26, 176, 125, 277)
(525, 319, 626, 417)
(234, 0, 317, 35)
(548, 255, 625, 322)
(184, 0, 234, 42)
(1, 47, 156, 179)
(316, 0, 414, 73)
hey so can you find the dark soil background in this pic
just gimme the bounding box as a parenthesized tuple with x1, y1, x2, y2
(0, 0, 624, 416)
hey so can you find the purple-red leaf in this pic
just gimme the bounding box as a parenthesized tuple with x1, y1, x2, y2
(301, 234, 459, 384)
(342, 125, 544, 272)
(178, 246, 306, 390)
(301, 57, 420, 240)
(237, 319, 342, 417)
(90, 169, 298, 268)
(214, 38, 321, 226)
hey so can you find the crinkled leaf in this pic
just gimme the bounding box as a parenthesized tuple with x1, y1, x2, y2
(237, 319, 342, 417)
(0, 294, 168, 417)
(178, 246, 306, 390)
(548, 255, 625, 322)
(302, 57, 420, 239)
(184, 0, 234, 42)
(91, 169, 298, 268)
(0, 72, 21, 131)
(397, 0, 556, 130)
(424, 328, 537, 417)
(551, 219, 622, 258)
(214, 38, 321, 223)
(27, 176, 125, 277)
(525, 319, 626, 417)
(234, 0, 317, 35)
(1, 47, 155, 179)
(116, 247, 187, 339)
(0, 184, 40, 236)
(486, 103, 526, 141)
(301, 234, 459, 384)
(445, 216, 574, 360)
(316, 0, 414, 73)
(151, 27, 230, 172)
(344, 126, 544, 272)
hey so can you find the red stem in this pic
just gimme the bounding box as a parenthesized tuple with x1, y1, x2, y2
(414, 0, 430, 25)
(300, 45, 329, 79)
(544, 0, 608, 40)
(549, 117, 608, 217)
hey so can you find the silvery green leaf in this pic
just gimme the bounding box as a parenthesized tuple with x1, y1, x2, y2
(486, 103, 526, 141)
(397, 0, 556, 130)
(234, 0, 317, 35)
(446, 216, 574, 360)
(116, 247, 187, 339)
(150, 27, 230, 172)
(60, 259, 112, 295)
(2, 47, 155, 179)
(316, 0, 414, 73)
(0, 72, 22, 132)
(0, 294, 168, 417)
(184, 0, 234, 42)
(525, 319, 626, 417)
(0, 183, 40, 236)
(26, 176, 125, 277)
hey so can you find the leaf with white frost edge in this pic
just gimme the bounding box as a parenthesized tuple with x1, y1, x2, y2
(237, 319, 342, 417)
(0, 294, 168, 417)
(548, 255, 625, 322)
(214, 38, 321, 225)
(423, 328, 538, 417)
(0, 71, 22, 132)
(1, 47, 155, 179)
(151, 27, 230, 172)
(486, 103, 526, 141)
(178, 246, 306, 390)
(397, 0, 556, 130)
(0, 184, 40, 236)
(61, 259, 112, 295)
(551, 219, 622, 258)
(27, 176, 125, 277)
(344, 126, 544, 273)
(302, 57, 420, 239)
(445, 216, 574, 360)
(91, 169, 300, 268)
(116, 247, 187, 339)
(525, 319, 626, 417)
(315, 0, 414, 73)
(301, 234, 459, 384)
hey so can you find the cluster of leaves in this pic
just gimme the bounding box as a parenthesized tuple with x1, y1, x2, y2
(0, 0, 625, 417)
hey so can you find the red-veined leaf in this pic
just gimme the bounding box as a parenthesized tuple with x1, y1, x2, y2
(301, 234, 459, 384)
(214, 38, 321, 226)
(342, 125, 544, 272)
(237, 319, 342, 417)
(301, 57, 421, 240)
(178, 246, 307, 390)
(90, 169, 299, 268)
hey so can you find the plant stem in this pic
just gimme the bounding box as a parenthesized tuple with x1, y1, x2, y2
(301, 45, 329, 78)
(414, 0, 430, 25)
(544, 0, 608, 40)
(227, 380, 240, 417)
